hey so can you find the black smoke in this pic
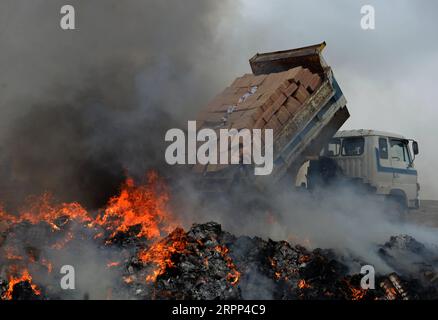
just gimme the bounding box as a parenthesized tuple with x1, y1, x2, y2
(0, 0, 234, 209)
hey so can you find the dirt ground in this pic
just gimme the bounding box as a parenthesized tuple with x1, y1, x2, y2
(408, 200, 438, 228)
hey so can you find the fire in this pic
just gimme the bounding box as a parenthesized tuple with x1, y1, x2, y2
(5, 247, 23, 261)
(0, 170, 178, 299)
(227, 272, 240, 285)
(215, 245, 240, 286)
(298, 255, 311, 264)
(94, 171, 175, 240)
(139, 228, 188, 282)
(343, 279, 367, 300)
(0, 204, 16, 227)
(298, 279, 311, 289)
(350, 286, 366, 300)
(3, 246, 53, 276)
(14, 193, 90, 230)
(381, 284, 398, 300)
(1, 171, 174, 241)
(0, 195, 92, 252)
(3, 269, 41, 300)
(269, 258, 281, 280)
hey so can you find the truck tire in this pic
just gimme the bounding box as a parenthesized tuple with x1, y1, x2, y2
(385, 195, 408, 222)
(307, 157, 343, 189)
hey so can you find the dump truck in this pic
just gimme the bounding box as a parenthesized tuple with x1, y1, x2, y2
(194, 42, 350, 191)
(193, 42, 420, 214)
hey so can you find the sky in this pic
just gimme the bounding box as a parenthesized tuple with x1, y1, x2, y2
(0, 0, 437, 201)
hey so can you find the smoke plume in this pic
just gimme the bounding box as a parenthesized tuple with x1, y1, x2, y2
(0, 0, 235, 209)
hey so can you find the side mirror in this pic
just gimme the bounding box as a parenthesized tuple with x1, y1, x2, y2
(413, 141, 419, 155)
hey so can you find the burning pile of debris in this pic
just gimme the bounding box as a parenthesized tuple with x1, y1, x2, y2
(1, 172, 438, 300)
(121, 223, 438, 300)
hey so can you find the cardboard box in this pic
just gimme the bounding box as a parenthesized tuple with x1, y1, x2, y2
(265, 115, 282, 134)
(285, 96, 301, 116)
(281, 82, 299, 97)
(276, 106, 291, 125)
(307, 74, 322, 92)
(293, 85, 310, 104)
(295, 68, 314, 88)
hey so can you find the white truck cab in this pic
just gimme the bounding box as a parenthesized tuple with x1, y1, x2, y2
(298, 129, 420, 209)
(321, 129, 420, 209)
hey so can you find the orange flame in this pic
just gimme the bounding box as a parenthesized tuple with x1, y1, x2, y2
(215, 245, 240, 285)
(4, 247, 23, 261)
(349, 286, 366, 300)
(139, 228, 188, 282)
(342, 279, 367, 300)
(16, 194, 90, 230)
(1, 170, 177, 296)
(0, 204, 15, 225)
(3, 269, 41, 300)
(1, 171, 174, 241)
(94, 171, 175, 240)
(298, 279, 311, 289)
(298, 255, 311, 264)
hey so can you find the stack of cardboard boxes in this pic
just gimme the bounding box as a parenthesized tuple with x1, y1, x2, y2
(195, 66, 322, 174)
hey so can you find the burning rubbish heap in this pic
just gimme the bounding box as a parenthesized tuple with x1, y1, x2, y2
(126, 223, 438, 300)
(1, 171, 438, 300)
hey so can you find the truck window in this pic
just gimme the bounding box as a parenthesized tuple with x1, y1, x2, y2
(379, 138, 389, 159)
(390, 139, 410, 163)
(325, 138, 341, 156)
(342, 137, 364, 156)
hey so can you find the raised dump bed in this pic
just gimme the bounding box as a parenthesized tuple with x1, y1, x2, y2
(194, 42, 350, 192)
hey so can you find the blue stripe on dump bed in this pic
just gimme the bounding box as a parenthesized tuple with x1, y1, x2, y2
(375, 148, 417, 176)
(331, 77, 343, 101)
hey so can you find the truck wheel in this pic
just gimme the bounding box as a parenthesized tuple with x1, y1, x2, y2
(385, 195, 408, 222)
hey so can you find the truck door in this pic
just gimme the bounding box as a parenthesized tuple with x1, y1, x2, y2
(389, 138, 418, 204)
(376, 137, 393, 191)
